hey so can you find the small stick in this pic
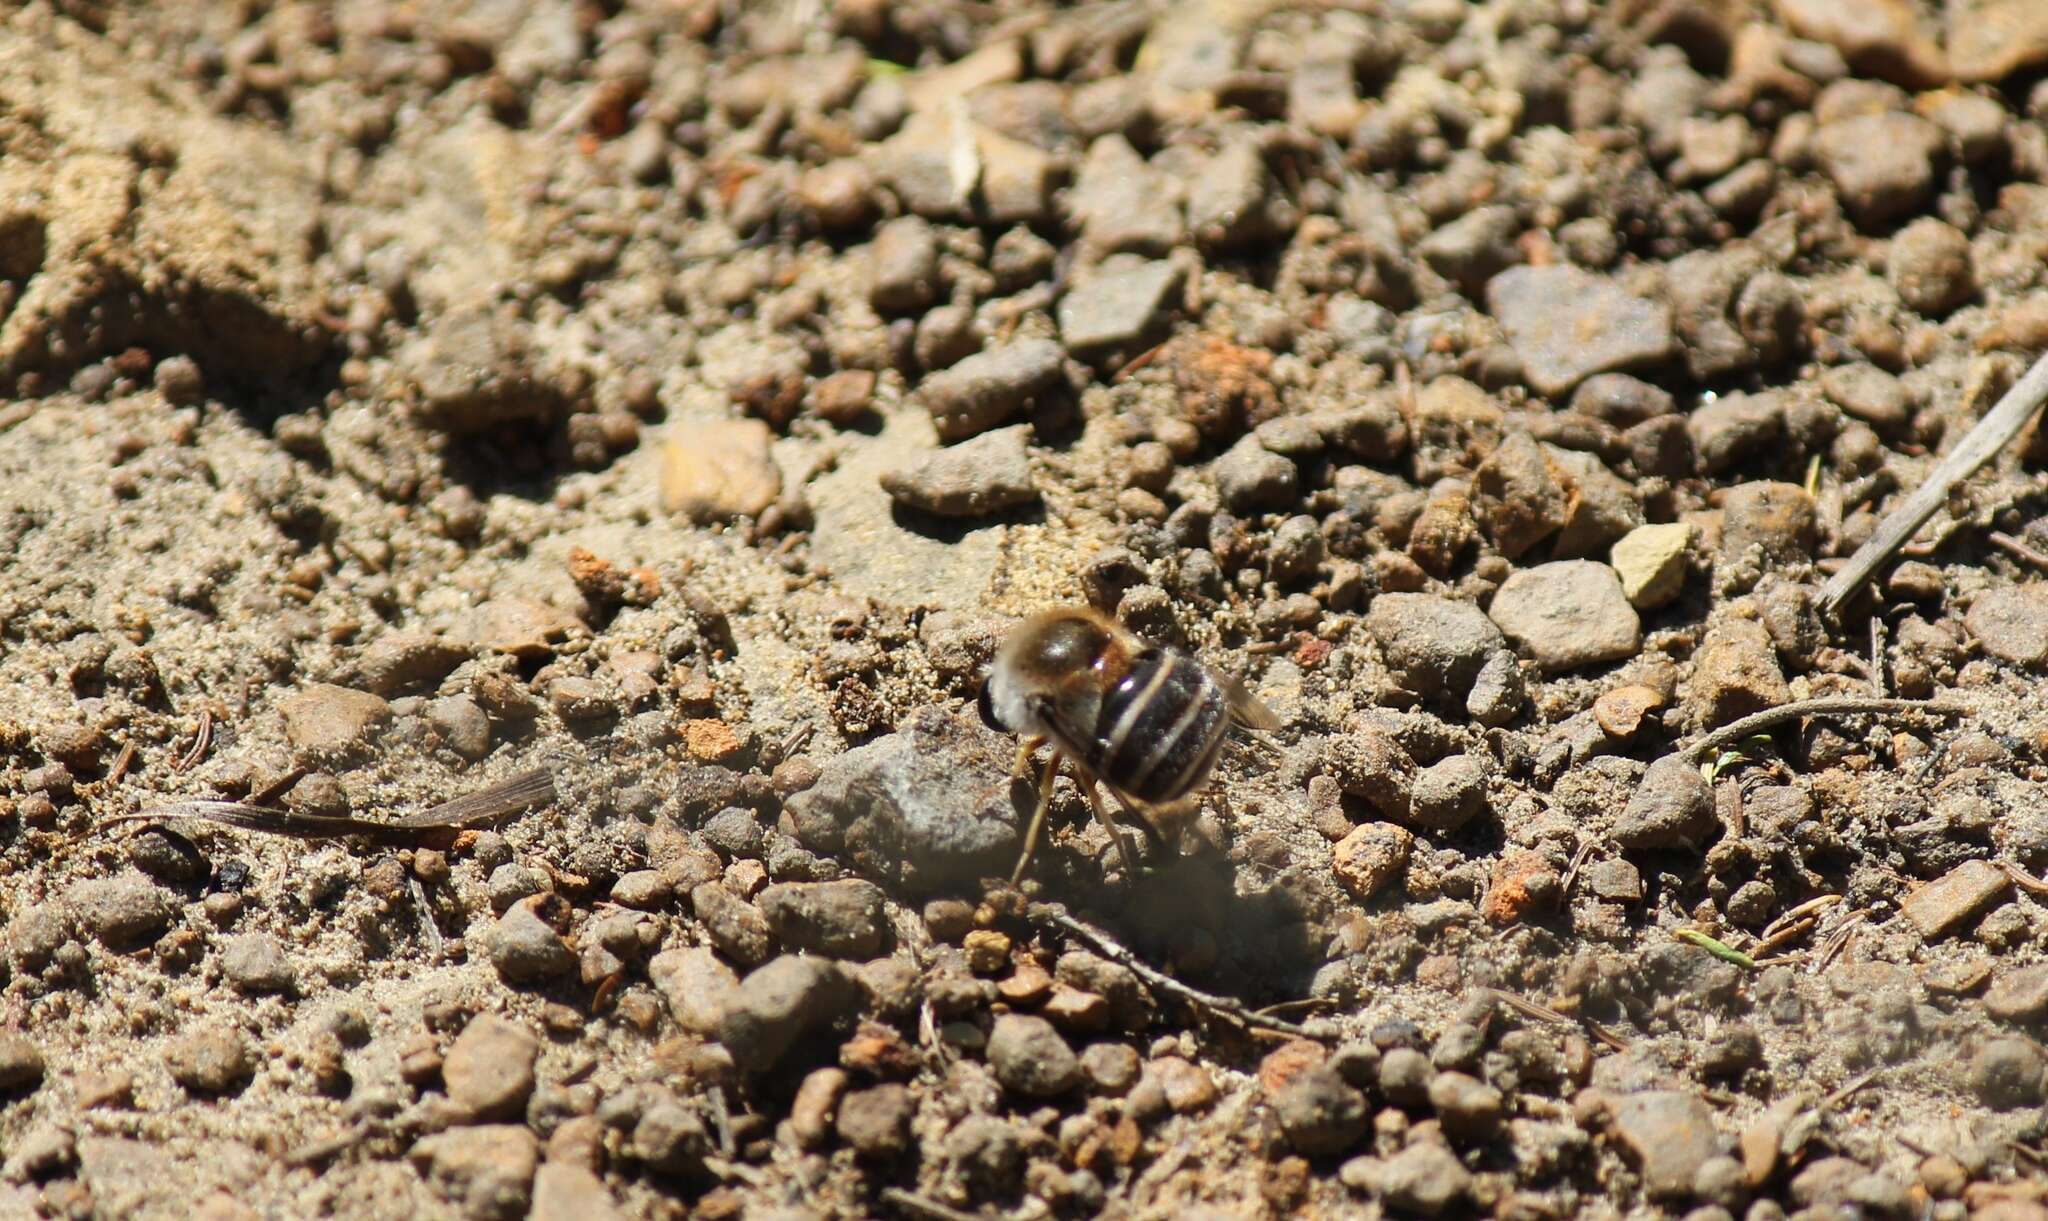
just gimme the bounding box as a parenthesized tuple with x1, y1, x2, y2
(172, 710, 213, 773)
(1035, 907, 1320, 1039)
(1869, 617, 1889, 698)
(109, 768, 555, 844)
(408, 874, 445, 960)
(250, 765, 309, 807)
(1821, 1068, 1882, 1109)
(1988, 531, 2048, 571)
(1683, 697, 1966, 765)
(1821, 349, 2048, 616)
(107, 741, 137, 786)
(878, 1187, 985, 1221)
(2002, 862, 2048, 897)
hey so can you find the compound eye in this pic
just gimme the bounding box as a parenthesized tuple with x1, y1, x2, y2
(976, 681, 1005, 732)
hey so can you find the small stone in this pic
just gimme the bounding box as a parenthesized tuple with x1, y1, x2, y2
(1428, 1071, 1505, 1142)
(1966, 585, 2048, 667)
(1068, 135, 1183, 255)
(1487, 561, 1642, 671)
(442, 1013, 539, 1122)
(629, 1099, 710, 1178)
(427, 695, 492, 760)
(1573, 373, 1675, 425)
(1593, 685, 1666, 739)
(153, 354, 204, 403)
(987, 1014, 1080, 1097)
(485, 900, 575, 984)
(1820, 363, 1911, 431)
(1721, 481, 1817, 565)
(691, 882, 774, 966)
(1609, 1090, 1721, 1200)
(358, 632, 472, 696)
(220, 933, 294, 994)
(1211, 436, 1298, 513)
(1812, 111, 1943, 229)
(70, 872, 178, 946)
(1057, 258, 1182, 357)
(1419, 206, 1521, 296)
(1187, 140, 1274, 248)
(1973, 1037, 2048, 1111)
(0, 1037, 44, 1093)
(1407, 755, 1489, 834)
(1688, 391, 1784, 475)
(810, 369, 877, 427)
(1272, 1066, 1369, 1157)
(279, 684, 392, 759)
(411, 1125, 540, 1220)
(1889, 218, 1974, 315)
(531, 1163, 625, 1221)
(868, 216, 939, 313)
(717, 956, 862, 1073)
(1984, 964, 2048, 1024)
(836, 1084, 915, 1158)
(1610, 523, 1693, 609)
(1366, 593, 1506, 701)
(756, 879, 889, 959)
(648, 947, 740, 1037)
(1331, 823, 1413, 901)
(1615, 755, 1716, 852)
(1901, 860, 2012, 939)
(917, 339, 1065, 443)
(465, 598, 581, 661)
(165, 1024, 253, 1095)
(789, 1066, 848, 1148)
(1688, 619, 1791, 729)
(1149, 1055, 1218, 1113)
(1773, 0, 1947, 86)
(1488, 265, 1675, 397)
(1472, 432, 1566, 558)
(1369, 1142, 1474, 1212)
(1464, 650, 1526, 727)
(879, 427, 1037, 518)
(1081, 1043, 1141, 1094)
(660, 419, 781, 522)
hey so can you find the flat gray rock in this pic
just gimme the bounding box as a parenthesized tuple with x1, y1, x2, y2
(1487, 265, 1674, 397)
(1488, 560, 1642, 671)
(1058, 258, 1182, 356)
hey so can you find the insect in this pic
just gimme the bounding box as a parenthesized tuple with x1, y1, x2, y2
(977, 606, 1280, 882)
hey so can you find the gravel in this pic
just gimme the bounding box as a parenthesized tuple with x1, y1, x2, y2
(1487, 561, 1643, 672)
(443, 1014, 540, 1122)
(717, 956, 862, 1073)
(917, 339, 1066, 443)
(879, 427, 1038, 518)
(987, 1014, 1081, 1097)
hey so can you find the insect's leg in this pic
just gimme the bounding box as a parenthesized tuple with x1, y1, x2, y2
(1009, 749, 1064, 884)
(1104, 786, 1171, 851)
(1012, 735, 1046, 779)
(1081, 775, 1144, 879)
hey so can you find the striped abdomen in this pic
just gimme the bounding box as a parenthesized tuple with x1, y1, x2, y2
(1079, 651, 1230, 805)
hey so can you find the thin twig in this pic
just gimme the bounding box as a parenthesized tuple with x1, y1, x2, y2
(2003, 862, 2048, 897)
(250, 766, 308, 807)
(1683, 697, 1966, 764)
(878, 1187, 986, 1221)
(107, 741, 137, 786)
(1869, 617, 1889, 698)
(1033, 907, 1320, 1039)
(1989, 531, 2048, 571)
(172, 710, 213, 773)
(108, 769, 556, 844)
(1821, 349, 2048, 616)
(1821, 1068, 1882, 1109)
(1484, 987, 1631, 1052)
(408, 874, 445, 960)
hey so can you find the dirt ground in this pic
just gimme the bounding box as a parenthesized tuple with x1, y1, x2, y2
(5, 0, 2048, 1217)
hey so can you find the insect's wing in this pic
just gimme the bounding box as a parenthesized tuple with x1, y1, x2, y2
(1222, 674, 1281, 731)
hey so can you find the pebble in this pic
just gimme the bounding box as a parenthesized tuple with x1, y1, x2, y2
(868, 216, 939, 313)
(836, 1083, 915, 1158)
(1487, 265, 1675, 397)
(1210, 436, 1298, 513)
(1901, 859, 2012, 939)
(1610, 523, 1692, 609)
(220, 933, 294, 994)
(165, 1024, 253, 1095)
(1081, 1043, 1141, 1094)
(1573, 373, 1674, 426)
(1068, 135, 1183, 254)
(756, 879, 888, 959)
(789, 1066, 848, 1148)
(1688, 619, 1792, 728)
(401, 308, 566, 436)
(1720, 481, 1816, 565)
(411, 1125, 539, 1220)
(717, 955, 861, 1073)
(1889, 218, 1974, 315)
(810, 369, 877, 426)
(444, 1013, 539, 1122)
(1331, 823, 1413, 901)
(1418, 206, 1520, 296)
(427, 695, 492, 760)
(1615, 754, 1716, 851)
(1427, 1071, 1505, 1142)
(660, 419, 781, 522)
(279, 684, 392, 758)
(1811, 111, 1942, 229)
(1970, 1037, 2048, 1109)
(1148, 1055, 1218, 1113)
(1406, 755, 1489, 834)
(1465, 650, 1526, 726)
(1187, 139, 1274, 248)
(1984, 964, 2048, 1024)
(531, 1163, 625, 1221)
(1772, 0, 1947, 86)
(70, 872, 177, 946)
(918, 339, 1065, 443)
(1688, 391, 1783, 475)
(1472, 432, 1566, 558)
(691, 882, 775, 966)
(1609, 1090, 1722, 1200)
(648, 947, 740, 1037)
(358, 632, 472, 697)
(987, 1014, 1080, 1097)
(1056, 257, 1182, 357)
(1348, 1142, 1473, 1211)
(1487, 561, 1642, 671)
(1965, 585, 2048, 667)
(1949, 0, 2048, 80)
(0, 1036, 44, 1092)
(879, 427, 1037, 518)
(783, 705, 1023, 890)
(484, 900, 575, 984)
(1272, 1066, 1368, 1156)
(1820, 363, 1912, 431)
